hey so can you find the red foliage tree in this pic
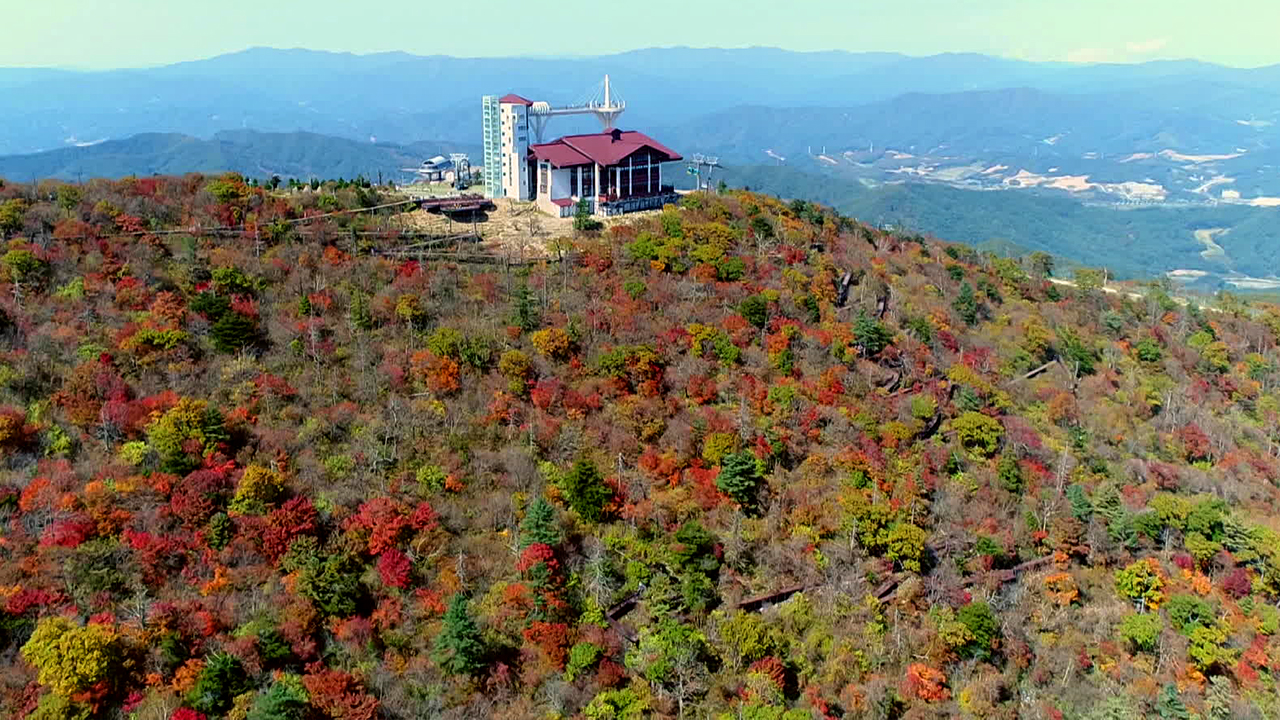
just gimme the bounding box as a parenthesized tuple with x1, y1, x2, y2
(377, 549, 412, 589)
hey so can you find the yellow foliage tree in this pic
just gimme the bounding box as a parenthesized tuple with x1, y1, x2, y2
(530, 328, 574, 361)
(230, 464, 286, 514)
(21, 617, 122, 698)
(952, 411, 1003, 457)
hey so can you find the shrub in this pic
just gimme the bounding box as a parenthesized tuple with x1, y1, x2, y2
(739, 295, 768, 329)
(953, 411, 1003, 457)
(146, 398, 228, 474)
(565, 641, 603, 682)
(956, 601, 1000, 658)
(230, 465, 286, 515)
(531, 327, 574, 360)
(1165, 594, 1215, 634)
(1119, 612, 1163, 652)
(1135, 337, 1163, 362)
(426, 327, 465, 359)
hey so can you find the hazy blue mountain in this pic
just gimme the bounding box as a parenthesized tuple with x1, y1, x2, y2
(655, 85, 1280, 162)
(0, 130, 477, 183)
(3, 46, 1279, 155)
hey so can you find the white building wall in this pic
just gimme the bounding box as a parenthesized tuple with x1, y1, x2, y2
(499, 103, 531, 201)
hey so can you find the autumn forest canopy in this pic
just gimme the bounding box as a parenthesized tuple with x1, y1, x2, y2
(1, 173, 1280, 720)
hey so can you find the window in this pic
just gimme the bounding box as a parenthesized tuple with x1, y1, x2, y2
(539, 165, 549, 195)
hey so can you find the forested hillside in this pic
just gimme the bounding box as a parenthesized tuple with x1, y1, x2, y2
(1, 175, 1279, 720)
(0, 132, 479, 185)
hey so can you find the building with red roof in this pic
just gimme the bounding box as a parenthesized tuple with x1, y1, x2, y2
(483, 78, 680, 217)
(529, 128, 682, 217)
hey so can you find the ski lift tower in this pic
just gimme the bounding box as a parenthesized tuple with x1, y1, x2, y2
(688, 154, 722, 192)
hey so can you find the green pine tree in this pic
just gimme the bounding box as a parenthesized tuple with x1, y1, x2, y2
(716, 451, 763, 513)
(210, 311, 261, 353)
(433, 595, 486, 676)
(188, 652, 249, 716)
(246, 677, 309, 720)
(560, 459, 613, 523)
(348, 291, 375, 330)
(1154, 684, 1191, 720)
(953, 281, 979, 326)
(520, 497, 561, 548)
(852, 312, 893, 356)
(1067, 484, 1093, 520)
(513, 284, 541, 332)
(997, 454, 1024, 492)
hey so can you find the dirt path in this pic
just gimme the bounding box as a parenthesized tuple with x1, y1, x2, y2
(395, 198, 667, 258)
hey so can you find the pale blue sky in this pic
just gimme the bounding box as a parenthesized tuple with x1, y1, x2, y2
(5, 0, 1276, 69)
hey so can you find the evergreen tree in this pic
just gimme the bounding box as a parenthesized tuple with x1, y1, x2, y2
(433, 595, 486, 676)
(716, 451, 763, 513)
(348, 291, 375, 330)
(1056, 326, 1097, 375)
(739, 295, 768, 329)
(1154, 684, 1191, 720)
(296, 550, 368, 617)
(852, 312, 893, 356)
(560, 459, 613, 522)
(188, 652, 249, 715)
(211, 311, 261, 353)
(247, 677, 309, 720)
(573, 199, 602, 232)
(1067, 484, 1093, 520)
(997, 454, 1024, 492)
(956, 601, 1000, 659)
(512, 284, 541, 332)
(520, 497, 561, 548)
(953, 281, 979, 325)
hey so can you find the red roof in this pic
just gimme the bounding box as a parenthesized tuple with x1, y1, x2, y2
(530, 130, 682, 168)
(551, 198, 575, 207)
(530, 142, 592, 168)
(498, 93, 534, 106)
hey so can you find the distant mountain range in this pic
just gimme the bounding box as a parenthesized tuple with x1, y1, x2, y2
(3, 46, 1279, 157)
(0, 130, 477, 183)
